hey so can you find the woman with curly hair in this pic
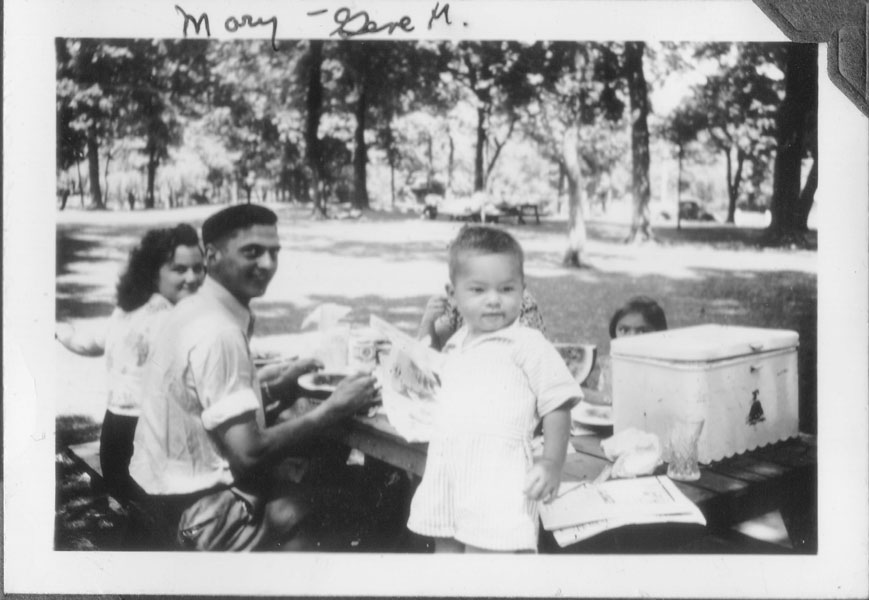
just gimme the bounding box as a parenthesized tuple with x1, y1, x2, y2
(57, 224, 205, 498)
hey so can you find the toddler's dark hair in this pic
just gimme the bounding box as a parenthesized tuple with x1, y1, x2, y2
(608, 296, 668, 339)
(447, 225, 524, 282)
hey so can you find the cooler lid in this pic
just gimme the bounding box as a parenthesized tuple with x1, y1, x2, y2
(610, 324, 799, 362)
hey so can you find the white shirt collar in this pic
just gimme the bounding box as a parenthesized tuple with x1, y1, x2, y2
(200, 276, 253, 335)
(444, 318, 522, 352)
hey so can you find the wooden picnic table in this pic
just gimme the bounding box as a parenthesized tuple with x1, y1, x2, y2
(324, 411, 817, 552)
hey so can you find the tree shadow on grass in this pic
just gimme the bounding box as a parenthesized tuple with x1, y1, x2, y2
(56, 414, 101, 449)
(283, 237, 449, 265)
(56, 284, 115, 321)
(511, 219, 817, 251)
(252, 294, 434, 339)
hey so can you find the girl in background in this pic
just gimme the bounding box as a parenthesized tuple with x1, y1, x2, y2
(584, 296, 668, 406)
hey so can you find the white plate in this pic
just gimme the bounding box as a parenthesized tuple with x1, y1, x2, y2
(298, 371, 349, 394)
(572, 399, 613, 427)
(253, 354, 298, 368)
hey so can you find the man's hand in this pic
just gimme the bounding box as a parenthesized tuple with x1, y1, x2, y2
(523, 458, 562, 503)
(260, 357, 323, 399)
(325, 372, 379, 418)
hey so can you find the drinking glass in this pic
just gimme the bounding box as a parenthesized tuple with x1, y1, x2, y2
(666, 416, 705, 482)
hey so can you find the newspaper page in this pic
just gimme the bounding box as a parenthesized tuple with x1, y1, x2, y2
(370, 315, 443, 442)
(540, 476, 706, 546)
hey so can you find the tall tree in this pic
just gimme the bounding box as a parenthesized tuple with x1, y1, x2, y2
(304, 40, 327, 216)
(208, 41, 309, 205)
(56, 39, 137, 209)
(331, 41, 446, 208)
(689, 44, 782, 223)
(440, 41, 539, 192)
(128, 40, 211, 208)
(765, 43, 818, 245)
(623, 41, 654, 243)
(522, 42, 625, 267)
(656, 100, 705, 229)
(56, 40, 88, 208)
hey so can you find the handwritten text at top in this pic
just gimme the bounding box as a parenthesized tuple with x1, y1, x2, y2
(175, 2, 462, 49)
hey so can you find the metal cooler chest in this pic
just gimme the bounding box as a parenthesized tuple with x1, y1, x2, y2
(610, 324, 800, 463)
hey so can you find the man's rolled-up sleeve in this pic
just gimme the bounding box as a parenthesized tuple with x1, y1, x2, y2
(188, 328, 261, 431)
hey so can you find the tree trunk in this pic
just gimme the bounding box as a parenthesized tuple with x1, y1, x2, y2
(766, 43, 818, 242)
(305, 40, 327, 217)
(474, 107, 486, 192)
(353, 74, 369, 210)
(448, 131, 455, 193)
(724, 146, 734, 215)
(676, 144, 683, 230)
(86, 123, 104, 209)
(145, 149, 158, 209)
(557, 162, 566, 215)
(103, 147, 112, 208)
(794, 157, 817, 225)
(76, 161, 85, 208)
(426, 133, 434, 187)
(623, 42, 653, 243)
(561, 125, 587, 268)
(726, 148, 745, 224)
(389, 160, 396, 207)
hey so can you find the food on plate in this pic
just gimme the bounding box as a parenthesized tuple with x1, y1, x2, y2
(554, 343, 597, 385)
(571, 398, 613, 427)
(298, 371, 350, 401)
(310, 373, 347, 388)
(584, 403, 612, 420)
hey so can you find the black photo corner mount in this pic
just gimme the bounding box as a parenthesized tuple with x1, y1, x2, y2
(754, 0, 869, 117)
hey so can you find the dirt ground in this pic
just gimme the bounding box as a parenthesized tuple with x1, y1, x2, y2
(54, 203, 817, 550)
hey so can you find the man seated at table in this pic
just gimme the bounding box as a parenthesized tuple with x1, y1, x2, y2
(129, 204, 380, 551)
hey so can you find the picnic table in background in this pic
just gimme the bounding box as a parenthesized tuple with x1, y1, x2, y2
(430, 193, 545, 224)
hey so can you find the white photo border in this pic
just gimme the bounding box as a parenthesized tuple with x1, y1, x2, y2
(4, 0, 867, 597)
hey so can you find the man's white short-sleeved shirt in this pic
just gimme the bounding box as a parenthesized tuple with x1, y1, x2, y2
(130, 277, 265, 495)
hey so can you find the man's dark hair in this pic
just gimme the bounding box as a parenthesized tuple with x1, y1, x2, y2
(447, 225, 524, 282)
(116, 224, 201, 312)
(202, 204, 278, 247)
(608, 296, 668, 339)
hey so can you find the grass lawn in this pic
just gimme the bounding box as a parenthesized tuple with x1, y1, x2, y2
(54, 202, 817, 550)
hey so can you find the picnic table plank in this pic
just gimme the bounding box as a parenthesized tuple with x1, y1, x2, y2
(561, 451, 611, 482)
(324, 413, 429, 476)
(704, 454, 788, 483)
(749, 435, 816, 468)
(570, 434, 607, 458)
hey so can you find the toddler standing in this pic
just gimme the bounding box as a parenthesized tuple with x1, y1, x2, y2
(408, 226, 583, 553)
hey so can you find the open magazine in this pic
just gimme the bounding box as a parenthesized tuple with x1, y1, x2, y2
(370, 315, 443, 442)
(539, 475, 706, 547)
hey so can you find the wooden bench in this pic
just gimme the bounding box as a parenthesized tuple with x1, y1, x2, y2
(64, 441, 169, 549)
(65, 440, 103, 481)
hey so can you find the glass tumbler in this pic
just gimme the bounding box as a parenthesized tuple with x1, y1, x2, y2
(666, 416, 705, 482)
